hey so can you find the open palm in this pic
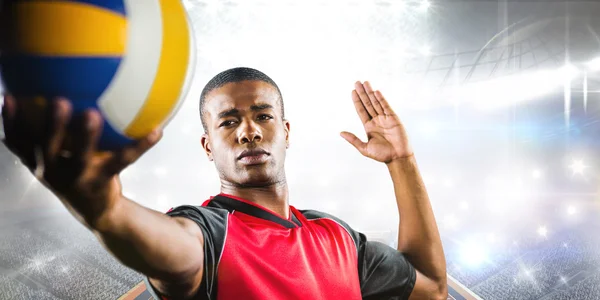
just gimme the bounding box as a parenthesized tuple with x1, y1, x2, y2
(341, 81, 414, 164)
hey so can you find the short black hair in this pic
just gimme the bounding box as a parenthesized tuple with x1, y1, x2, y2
(199, 67, 285, 132)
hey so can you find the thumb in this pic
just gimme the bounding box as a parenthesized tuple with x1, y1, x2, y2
(103, 128, 164, 176)
(340, 131, 368, 156)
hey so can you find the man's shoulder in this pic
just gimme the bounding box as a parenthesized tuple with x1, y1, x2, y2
(298, 209, 344, 222)
(297, 209, 363, 242)
(166, 204, 229, 225)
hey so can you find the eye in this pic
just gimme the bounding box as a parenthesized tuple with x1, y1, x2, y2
(258, 114, 274, 121)
(219, 120, 237, 127)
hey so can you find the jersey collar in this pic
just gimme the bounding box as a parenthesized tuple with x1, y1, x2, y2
(206, 194, 302, 229)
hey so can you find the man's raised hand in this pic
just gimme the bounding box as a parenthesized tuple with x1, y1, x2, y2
(340, 81, 414, 164)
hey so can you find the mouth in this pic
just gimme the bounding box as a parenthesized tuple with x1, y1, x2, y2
(238, 149, 270, 160)
(238, 149, 270, 165)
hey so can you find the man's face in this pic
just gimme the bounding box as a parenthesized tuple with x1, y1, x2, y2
(201, 80, 290, 187)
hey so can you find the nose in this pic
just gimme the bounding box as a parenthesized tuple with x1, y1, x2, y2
(237, 120, 262, 144)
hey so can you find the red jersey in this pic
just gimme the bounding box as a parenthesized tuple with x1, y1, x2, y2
(145, 194, 416, 299)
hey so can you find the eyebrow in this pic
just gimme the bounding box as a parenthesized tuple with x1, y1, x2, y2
(217, 103, 274, 119)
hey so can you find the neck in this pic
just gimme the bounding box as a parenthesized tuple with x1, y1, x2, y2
(220, 180, 290, 219)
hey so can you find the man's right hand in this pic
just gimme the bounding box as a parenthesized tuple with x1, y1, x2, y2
(1, 95, 162, 228)
(3, 95, 206, 298)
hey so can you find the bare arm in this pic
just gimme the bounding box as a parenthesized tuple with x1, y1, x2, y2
(92, 196, 205, 299)
(387, 156, 447, 299)
(341, 81, 446, 298)
(2, 97, 205, 298)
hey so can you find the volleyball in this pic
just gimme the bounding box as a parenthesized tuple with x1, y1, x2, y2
(0, 0, 196, 150)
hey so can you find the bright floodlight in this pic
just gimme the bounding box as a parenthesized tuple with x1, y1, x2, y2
(532, 169, 543, 179)
(447, 65, 580, 110)
(33, 258, 43, 267)
(460, 243, 488, 267)
(559, 64, 579, 78)
(418, 0, 431, 12)
(567, 206, 577, 215)
(569, 159, 586, 175)
(587, 57, 600, 72)
(537, 226, 548, 237)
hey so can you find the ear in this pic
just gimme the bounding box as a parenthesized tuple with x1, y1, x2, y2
(200, 133, 213, 161)
(283, 119, 291, 149)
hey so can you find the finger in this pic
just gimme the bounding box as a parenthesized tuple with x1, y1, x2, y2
(352, 90, 371, 124)
(1, 94, 16, 143)
(44, 99, 72, 163)
(374, 90, 396, 116)
(103, 129, 163, 175)
(11, 97, 37, 170)
(71, 109, 102, 163)
(354, 81, 378, 118)
(340, 131, 368, 156)
(363, 82, 384, 115)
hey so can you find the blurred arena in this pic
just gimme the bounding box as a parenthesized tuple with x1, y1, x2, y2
(2, 0, 600, 299)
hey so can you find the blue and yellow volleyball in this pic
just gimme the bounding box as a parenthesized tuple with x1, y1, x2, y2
(0, 0, 196, 150)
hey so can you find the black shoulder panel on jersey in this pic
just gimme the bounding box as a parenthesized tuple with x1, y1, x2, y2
(299, 209, 416, 300)
(145, 205, 229, 300)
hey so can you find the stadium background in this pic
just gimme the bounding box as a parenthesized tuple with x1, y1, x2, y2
(1, 0, 599, 299)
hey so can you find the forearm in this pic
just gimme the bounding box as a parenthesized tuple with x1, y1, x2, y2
(90, 197, 204, 283)
(387, 156, 446, 283)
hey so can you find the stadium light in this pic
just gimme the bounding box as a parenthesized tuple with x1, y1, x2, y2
(567, 206, 577, 215)
(587, 57, 600, 72)
(33, 259, 43, 267)
(446, 65, 580, 110)
(532, 169, 543, 179)
(537, 226, 548, 237)
(569, 159, 587, 175)
(559, 64, 579, 78)
(460, 243, 488, 267)
(418, 0, 431, 12)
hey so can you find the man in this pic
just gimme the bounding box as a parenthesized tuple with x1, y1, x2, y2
(1, 67, 447, 299)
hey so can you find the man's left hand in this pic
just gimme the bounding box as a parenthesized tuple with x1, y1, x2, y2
(341, 81, 414, 164)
